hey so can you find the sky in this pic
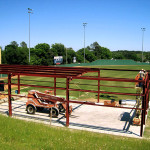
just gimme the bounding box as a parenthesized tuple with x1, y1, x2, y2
(0, 0, 150, 51)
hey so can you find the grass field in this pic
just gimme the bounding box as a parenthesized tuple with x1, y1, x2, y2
(0, 65, 150, 149)
(0, 113, 150, 150)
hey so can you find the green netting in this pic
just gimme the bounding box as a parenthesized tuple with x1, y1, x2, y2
(60, 59, 150, 67)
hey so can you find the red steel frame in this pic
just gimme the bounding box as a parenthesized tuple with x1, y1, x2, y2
(0, 64, 149, 137)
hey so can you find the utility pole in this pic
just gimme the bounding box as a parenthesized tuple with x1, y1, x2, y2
(66, 48, 67, 64)
(28, 8, 33, 63)
(141, 28, 146, 62)
(83, 23, 87, 63)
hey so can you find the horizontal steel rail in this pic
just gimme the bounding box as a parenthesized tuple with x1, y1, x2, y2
(69, 88, 144, 96)
(0, 92, 144, 111)
(11, 83, 66, 90)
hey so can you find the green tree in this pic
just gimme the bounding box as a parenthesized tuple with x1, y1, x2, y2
(144, 52, 150, 62)
(10, 41, 18, 47)
(89, 42, 111, 59)
(51, 43, 65, 56)
(112, 51, 124, 59)
(1, 50, 7, 64)
(100, 47, 112, 59)
(51, 43, 66, 63)
(66, 48, 76, 64)
(76, 48, 96, 63)
(35, 43, 50, 52)
(5, 45, 18, 64)
(112, 50, 141, 61)
(124, 51, 138, 61)
(17, 47, 28, 65)
(4, 44, 28, 65)
(76, 54, 83, 63)
(90, 41, 100, 50)
(30, 49, 43, 65)
(20, 41, 27, 48)
(31, 43, 53, 65)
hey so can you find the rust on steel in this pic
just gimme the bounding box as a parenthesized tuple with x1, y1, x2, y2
(8, 73, 12, 116)
(54, 77, 56, 96)
(66, 77, 70, 127)
(98, 70, 100, 103)
(18, 74, 20, 94)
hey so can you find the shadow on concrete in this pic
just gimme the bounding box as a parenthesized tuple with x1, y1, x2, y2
(0, 102, 140, 137)
(68, 121, 140, 137)
(12, 104, 26, 110)
(119, 104, 136, 132)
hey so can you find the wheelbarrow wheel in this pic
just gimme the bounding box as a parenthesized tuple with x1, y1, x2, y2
(49, 107, 59, 117)
(58, 103, 65, 113)
(27, 105, 36, 114)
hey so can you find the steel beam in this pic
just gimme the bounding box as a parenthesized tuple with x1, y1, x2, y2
(66, 77, 70, 127)
(11, 83, 66, 90)
(18, 74, 20, 94)
(69, 88, 144, 96)
(8, 73, 12, 117)
(98, 70, 100, 103)
(54, 77, 56, 96)
(140, 99, 144, 137)
(69, 99, 144, 110)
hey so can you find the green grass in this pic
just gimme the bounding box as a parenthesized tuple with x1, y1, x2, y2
(0, 114, 150, 150)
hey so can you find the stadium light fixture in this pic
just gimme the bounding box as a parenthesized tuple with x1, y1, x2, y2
(141, 28, 146, 62)
(83, 23, 87, 63)
(28, 8, 33, 63)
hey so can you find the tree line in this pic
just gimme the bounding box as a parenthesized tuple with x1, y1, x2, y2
(1, 41, 150, 65)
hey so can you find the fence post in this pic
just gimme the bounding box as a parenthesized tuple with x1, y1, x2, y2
(66, 77, 70, 127)
(18, 74, 20, 94)
(8, 73, 12, 117)
(146, 74, 149, 110)
(140, 99, 144, 137)
(98, 70, 100, 103)
(54, 77, 56, 96)
(140, 80, 146, 137)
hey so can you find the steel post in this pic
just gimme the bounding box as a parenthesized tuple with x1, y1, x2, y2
(8, 73, 12, 117)
(143, 96, 146, 125)
(18, 74, 20, 94)
(98, 70, 100, 103)
(54, 77, 56, 96)
(140, 100, 144, 137)
(147, 77, 149, 109)
(143, 83, 146, 125)
(140, 83, 146, 137)
(66, 77, 70, 127)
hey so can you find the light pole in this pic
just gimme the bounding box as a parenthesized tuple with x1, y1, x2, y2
(141, 28, 146, 62)
(83, 23, 87, 63)
(28, 8, 33, 63)
(66, 48, 67, 64)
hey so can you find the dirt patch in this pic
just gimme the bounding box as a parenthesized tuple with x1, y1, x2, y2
(0, 85, 17, 101)
(78, 98, 119, 105)
(0, 95, 7, 99)
(4, 85, 18, 90)
(78, 98, 105, 103)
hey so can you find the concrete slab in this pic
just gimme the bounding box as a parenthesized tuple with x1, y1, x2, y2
(0, 98, 142, 138)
